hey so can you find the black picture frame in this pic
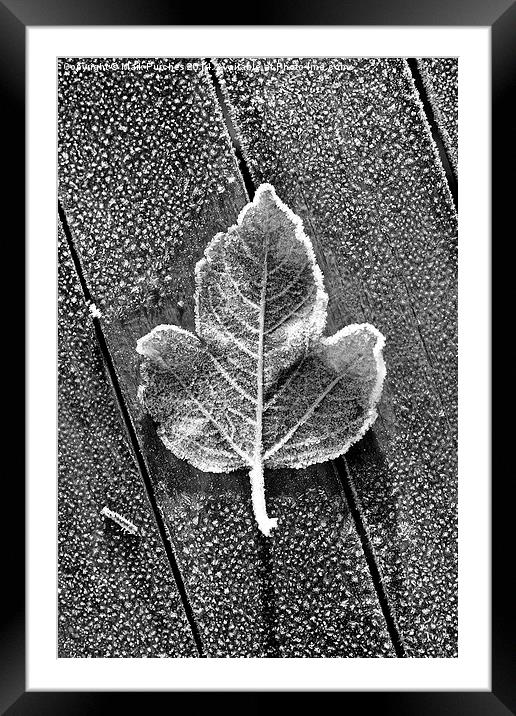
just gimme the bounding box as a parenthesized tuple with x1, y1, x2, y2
(5, 0, 509, 711)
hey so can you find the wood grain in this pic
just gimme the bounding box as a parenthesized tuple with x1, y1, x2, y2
(216, 57, 458, 657)
(58, 224, 197, 657)
(58, 58, 393, 656)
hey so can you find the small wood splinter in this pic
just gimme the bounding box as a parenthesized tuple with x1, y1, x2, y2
(101, 506, 139, 535)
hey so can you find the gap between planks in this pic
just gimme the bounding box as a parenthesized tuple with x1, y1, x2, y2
(208, 60, 256, 201)
(407, 59, 458, 208)
(208, 60, 407, 657)
(331, 459, 407, 657)
(58, 202, 206, 658)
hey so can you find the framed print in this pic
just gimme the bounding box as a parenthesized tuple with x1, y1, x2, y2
(3, 0, 511, 711)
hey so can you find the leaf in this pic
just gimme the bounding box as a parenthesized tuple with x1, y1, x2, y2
(137, 184, 386, 535)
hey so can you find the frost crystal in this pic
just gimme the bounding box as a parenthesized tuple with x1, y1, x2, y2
(88, 302, 102, 319)
(137, 185, 385, 535)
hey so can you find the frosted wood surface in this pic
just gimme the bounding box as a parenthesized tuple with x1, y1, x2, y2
(216, 57, 458, 657)
(58, 58, 393, 656)
(58, 226, 196, 657)
(417, 58, 458, 174)
(267, 465, 394, 656)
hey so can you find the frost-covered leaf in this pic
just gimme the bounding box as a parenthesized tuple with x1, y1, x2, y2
(137, 185, 385, 535)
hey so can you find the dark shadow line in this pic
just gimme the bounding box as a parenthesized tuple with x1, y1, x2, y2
(257, 532, 281, 657)
(207, 59, 256, 200)
(407, 58, 458, 209)
(331, 457, 407, 658)
(57, 202, 205, 657)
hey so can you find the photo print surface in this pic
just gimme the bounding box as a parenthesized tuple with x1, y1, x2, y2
(58, 57, 458, 658)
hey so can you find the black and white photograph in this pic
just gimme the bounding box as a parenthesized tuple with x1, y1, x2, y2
(57, 55, 458, 659)
(0, 0, 506, 704)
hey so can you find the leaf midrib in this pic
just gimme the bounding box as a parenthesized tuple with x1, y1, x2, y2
(254, 237, 269, 467)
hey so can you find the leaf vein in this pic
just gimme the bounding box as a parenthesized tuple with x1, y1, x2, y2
(263, 372, 348, 461)
(168, 368, 251, 463)
(205, 291, 259, 359)
(264, 288, 317, 335)
(268, 260, 310, 304)
(208, 353, 258, 405)
(222, 259, 261, 311)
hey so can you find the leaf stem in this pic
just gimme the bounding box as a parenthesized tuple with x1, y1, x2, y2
(249, 461, 278, 537)
(250, 231, 277, 536)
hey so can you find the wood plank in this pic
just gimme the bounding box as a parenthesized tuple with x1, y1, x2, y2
(267, 465, 395, 656)
(58, 57, 394, 656)
(216, 57, 458, 657)
(58, 225, 197, 657)
(417, 58, 458, 174)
